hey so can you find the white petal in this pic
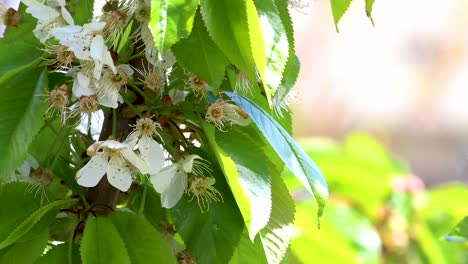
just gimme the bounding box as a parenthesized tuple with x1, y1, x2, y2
(61, 7, 74, 25)
(82, 22, 106, 34)
(26, 154, 39, 169)
(76, 152, 108, 187)
(97, 89, 119, 108)
(150, 164, 178, 193)
(102, 49, 116, 74)
(107, 155, 133, 192)
(101, 140, 126, 150)
(90, 35, 106, 79)
(72, 72, 94, 97)
(25, 3, 59, 22)
(182, 154, 202, 173)
(124, 132, 139, 149)
(139, 136, 165, 175)
(160, 171, 186, 208)
(117, 64, 134, 77)
(120, 148, 150, 174)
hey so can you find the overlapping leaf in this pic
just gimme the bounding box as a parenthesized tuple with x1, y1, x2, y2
(0, 67, 47, 179)
(149, 0, 199, 55)
(226, 92, 328, 221)
(172, 12, 229, 88)
(215, 126, 272, 240)
(171, 160, 244, 264)
(200, 0, 263, 81)
(80, 217, 131, 264)
(0, 4, 42, 79)
(252, 0, 289, 104)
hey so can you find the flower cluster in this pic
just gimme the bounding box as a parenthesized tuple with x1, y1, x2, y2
(13, 0, 258, 212)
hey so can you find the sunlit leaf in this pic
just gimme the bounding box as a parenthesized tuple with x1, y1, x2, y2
(200, 0, 262, 81)
(226, 92, 328, 221)
(445, 216, 468, 242)
(330, 0, 353, 31)
(0, 230, 48, 264)
(149, 0, 199, 54)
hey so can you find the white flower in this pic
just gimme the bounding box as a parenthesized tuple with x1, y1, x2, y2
(52, 22, 116, 79)
(205, 99, 251, 131)
(150, 155, 209, 208)
(9, 154, 39, 182)
(22, 0, 74, 43)
(76, 140, 150, 192)
(96, 64, 133, 108)
(126, 118, 165, 174)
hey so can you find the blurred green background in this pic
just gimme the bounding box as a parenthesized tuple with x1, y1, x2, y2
(285, 133, 467, 263)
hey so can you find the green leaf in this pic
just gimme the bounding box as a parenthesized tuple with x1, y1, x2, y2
(230, 229, 268, 264)
(80, 217, 131, 264)
(259, 170, 295, 264)
(0, 182, 42, 243)
(127, 186, 167, 228)
(253, 0, 289, 104)
(0, 4, 42, 79)
(70, 0, 94, 25)
(34, 243, 82, 264)
(272, 56, 300, 113)
(0, 230, 48, 264)
(172, 11, 229, 89)
(215, 126, 272, 240)
(199, 0, 262, 81)
(109, 212, 178, 264)
(0, 198, 77, 250)
(445, 216, 468, 242)
(329, 0, 353, 31)
(0, 67, 47, 179)
(365, 0, 375, 24)
(149, 0, 199, 54)
(171, 161, 244, 263)
(226, 92, 328, 222)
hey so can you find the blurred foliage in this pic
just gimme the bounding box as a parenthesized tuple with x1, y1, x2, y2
(285, 132, 468, 263)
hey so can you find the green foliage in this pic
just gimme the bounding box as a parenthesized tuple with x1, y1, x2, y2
(199, 0, 260, 81)
(0, 67, 47, 179)
(172, 12, 229, 88)
(226, 92, 328, 221)
(0, 4, 42, 78)
(80, 217, 131, 264)
(445, 216, 468, 242)
(330, 0, 375, 31)
(149, 0, 199, 54)
(70, 0, 94, 25)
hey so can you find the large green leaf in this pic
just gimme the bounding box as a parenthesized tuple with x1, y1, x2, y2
(0, 198, 77, 250)
(0, 4, 42, 79)
(149, 0, 199, 54)
(215, 126, 272, 240)
(0, 67, 47, 178)
(109, 212, 177, 264)
(329, 0, 353, 31)
(172, 11, 229, 88)
(0, 183, 42, 243)
(230, 229, 268, 264)
(70, 0, 94, 25)
(253, 0, 289, 104)
(259, 172, 295, 264)
(34, 243, 82, 264)
(199, 0, 262, 81)
(226, 92, 328, 221)
(365, 0, 375, 24)
(80, 217, 131, 264)
(0, 230, 48, 264)
(171, 161, 244, 263)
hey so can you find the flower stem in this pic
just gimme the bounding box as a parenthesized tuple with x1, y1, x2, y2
(112, 109, 117, 138)
(128, 81, 151, 103)
(138, 185, 147, 215)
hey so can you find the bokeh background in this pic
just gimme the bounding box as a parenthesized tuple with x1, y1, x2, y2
(291, 0, 468, 186)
